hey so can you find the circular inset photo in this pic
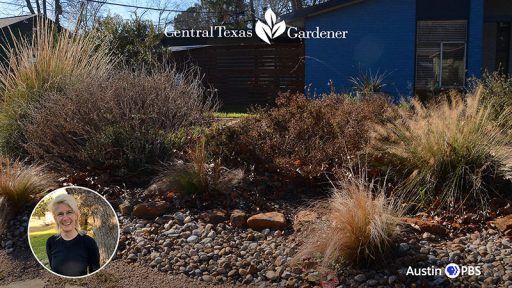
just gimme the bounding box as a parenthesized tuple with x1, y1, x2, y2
(27, 186, 120, 278)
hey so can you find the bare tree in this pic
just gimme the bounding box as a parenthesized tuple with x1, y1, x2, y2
(24, 0, 36, 14)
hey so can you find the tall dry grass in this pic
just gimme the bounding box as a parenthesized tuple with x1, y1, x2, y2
(370, 89, 512, 209)
(470, 71, 512, 116)
(291, 175, 401, 268)
(0, 20, 115, 155)
(0, 156, 53, 209)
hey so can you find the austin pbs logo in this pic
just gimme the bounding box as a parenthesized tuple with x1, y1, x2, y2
(445, 263, 481, 278)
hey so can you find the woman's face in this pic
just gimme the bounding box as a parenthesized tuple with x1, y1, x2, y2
(54, 203, 77, 233)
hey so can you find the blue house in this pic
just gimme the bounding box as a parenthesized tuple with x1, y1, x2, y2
(285, 0, 512, 97)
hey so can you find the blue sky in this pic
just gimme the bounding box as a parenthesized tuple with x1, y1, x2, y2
(0, 0, 198, 27)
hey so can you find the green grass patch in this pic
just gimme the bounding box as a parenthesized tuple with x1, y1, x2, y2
(213, 112, 250, 118)
(29, 227, 57, 267)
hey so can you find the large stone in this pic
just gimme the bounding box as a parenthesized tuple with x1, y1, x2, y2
(201, 209, 227, 224)
(119, 201, 133, 216)
(293, 210, 318, 231)
(401, 217, 447, 235)
(500, 204, 512, 216)
(132, 201, 170, 219)
(247, 212, 287, 231)
(230, 209, 247, 228)
(495, 215, 512, 234)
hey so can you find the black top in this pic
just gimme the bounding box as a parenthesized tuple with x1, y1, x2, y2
(46, 233, 100, 277)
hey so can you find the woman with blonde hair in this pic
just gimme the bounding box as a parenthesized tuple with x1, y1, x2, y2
(46, 193, 100, 277)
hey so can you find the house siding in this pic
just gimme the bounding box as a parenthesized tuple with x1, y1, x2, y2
(467, 0, 484, 78)
(0, 19, 35, 64)
(304, 0, 416, 97)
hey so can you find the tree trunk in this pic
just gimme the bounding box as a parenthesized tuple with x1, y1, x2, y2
(35, 0, 41, 14)
(0, 196, 14, 241)
(69, 188, 118, 264)
(24, 0, 36, 14)
(249, 0, 256, 29)
(43, 0, 47, 15)
(90, 205, 117, 264)
(55, 0, 61, 30)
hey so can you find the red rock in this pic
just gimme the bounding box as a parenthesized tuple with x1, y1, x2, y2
(293, 210, 318, 231)
(495, 215, 512, 234)
(401, 217, 448, 236)
(132, 201, 170, 219)
(247, 212, 287, 231)
(230, 209, 247, 228)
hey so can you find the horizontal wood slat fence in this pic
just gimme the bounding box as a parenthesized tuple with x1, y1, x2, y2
(171, 43, 305, 112)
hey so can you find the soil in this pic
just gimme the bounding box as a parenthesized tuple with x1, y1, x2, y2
(0, 249, 246, 288)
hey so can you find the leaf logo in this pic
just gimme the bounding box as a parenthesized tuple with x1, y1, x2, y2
(255, 9, 286, 44)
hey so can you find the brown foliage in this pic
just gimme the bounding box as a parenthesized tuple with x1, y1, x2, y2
(208, 92, 396, 179)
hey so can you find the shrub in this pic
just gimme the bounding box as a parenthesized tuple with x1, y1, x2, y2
(291, 175, 401, 268)
(94, 15, 169, 69)
(0, 20, 115, 157)
(370, 89, 512, 209)
(208, 92, 396, 179)
(20, 68, 217, 179)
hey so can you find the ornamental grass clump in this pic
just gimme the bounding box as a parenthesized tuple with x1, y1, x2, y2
(151, 137, 244, 206)
(0, 156, 54, 235)
(0, 157, 53, 208)
(291, 175, 401, 268)
(370, 89, 512, 210)
(470, 71, 512, 116)
(0, 20, 115, 156)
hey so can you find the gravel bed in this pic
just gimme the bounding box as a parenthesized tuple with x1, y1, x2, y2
(1, 202, 511, 287)
(116, 211, 512, 288)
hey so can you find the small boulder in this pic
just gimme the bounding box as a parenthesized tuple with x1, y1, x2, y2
(293, 210, 318, 231)
(401, 217, 447, 236)
(132, 201, 170, 219)
(247, 212, 287, 231)
(119, 201, 133, 216)
(201, 209, 227, 224)
(495, 215, 512, 234)
(230, 209, 247, 228)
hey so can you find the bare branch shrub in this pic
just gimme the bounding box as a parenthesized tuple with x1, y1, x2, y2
(21, 68, 217, 179)
(207, 92, 397, 179)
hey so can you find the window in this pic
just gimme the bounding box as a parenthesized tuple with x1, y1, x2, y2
(416, 20, 467, 90)
(440, 42, 466, 87)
